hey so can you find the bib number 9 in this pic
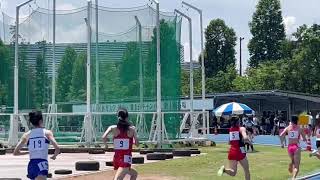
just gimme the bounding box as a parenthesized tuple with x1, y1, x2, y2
(289, 131, 298, 139)
(114, 139, 130, 150)
(124, 155, 132, 164)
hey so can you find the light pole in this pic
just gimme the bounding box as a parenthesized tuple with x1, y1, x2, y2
(84, 0, 93, 146)
(239, 37, 244, 76)
(181, 1, 208, 135)
(8, 0, 35, 146)
(174, 9, 194, 135)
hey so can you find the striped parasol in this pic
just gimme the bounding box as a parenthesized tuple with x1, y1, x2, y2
(213, 102, 255, 117)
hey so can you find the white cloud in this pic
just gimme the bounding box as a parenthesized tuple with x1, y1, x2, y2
(0, 0, 8, 10)
(183, 42, 201, 62)
(283, 16, 297, 35)
(57, 3, 76, 10)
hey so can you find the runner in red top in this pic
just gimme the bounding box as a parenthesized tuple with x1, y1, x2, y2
(218, 116, 251, 180)
(280, 115, 306, 180)
(102, 108, 139, 180)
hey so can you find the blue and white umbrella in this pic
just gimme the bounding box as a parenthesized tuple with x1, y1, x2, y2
(213, 102, 255, 117)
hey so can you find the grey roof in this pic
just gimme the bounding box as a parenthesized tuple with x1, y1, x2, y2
(203, 90, 320, 103)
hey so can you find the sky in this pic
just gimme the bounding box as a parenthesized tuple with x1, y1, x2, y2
(1, 0, 320, 74)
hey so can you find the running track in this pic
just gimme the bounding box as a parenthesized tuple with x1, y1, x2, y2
(208, 134, 320, 180)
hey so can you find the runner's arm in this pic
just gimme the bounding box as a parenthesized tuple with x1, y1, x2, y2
(102, 126, 114, 143)
(240, 127, 249, 142)
(46, 130, 60, 160)
(300, 128, 307, 142)
(279, 127, 288, 137)
(132, 128, 139, 146)
(13, 133, 29, 156)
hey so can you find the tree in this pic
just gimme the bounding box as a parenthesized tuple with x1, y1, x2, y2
(248, 0, 285, 67)
(34, 53, 49, 108)
(181, 69, 201, 96)
(69, 52, 86, 101)
(0, 39, 11, 105)
(206, 65, 237, 93)
(204, 19, 237, 78)
(18, 43, 35, 109)
(56, 47, 77, 102)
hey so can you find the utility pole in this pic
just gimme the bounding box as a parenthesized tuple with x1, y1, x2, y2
(239, 37, 244, 76)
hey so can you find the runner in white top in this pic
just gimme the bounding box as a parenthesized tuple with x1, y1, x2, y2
(14, 111, 60, 180)
(310, 114, 320, 159)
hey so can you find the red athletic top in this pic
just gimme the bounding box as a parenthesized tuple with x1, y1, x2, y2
(228, 126, 246, 161)
(229, 126, 245, 149)
(113, 128, 133, 169)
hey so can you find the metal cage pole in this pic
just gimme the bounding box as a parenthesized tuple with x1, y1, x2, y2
(151, 0, 162, 147)
(182, 1, 207, 135)
(135, 16, 143, 114)
(86, 1, 92, 114)
(52, 0, 56, 104)
(175, 9, 193, 119)
(2, 12, 5, 43)
(95, 0, 99, 104)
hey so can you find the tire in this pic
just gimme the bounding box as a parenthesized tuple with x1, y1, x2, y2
(146, 153, 166, 160)
(190, 150, 201, 155)
(48, 149, 55, 155)
(54, 169, 73, 175)
(0, 149, 6, 155)
(132, 157, 144, 164)
(140, 149, 154, 155)
(0, 178, 21, 180)
(88, 149, 105, 154)
(165, 153, 174, 159)
(189, 148, 198, 151)
(47, 173, 53, 178)
(105, 161, 113, 166)
(75, 161, 100, 171)
(173, 150, 192, 157)
(153, 149, 173, 153)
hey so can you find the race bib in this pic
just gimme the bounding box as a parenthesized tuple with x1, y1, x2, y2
(29, 138, 45, 151)
(37, 161, 48, 171)
(288, 131, 298, 139)
(240, 147, 246, 154)
(124, 155, 132, 164)
(280, 123, 285, 127)
(114, 139, 130, 150)
(229, 131, 240, 141)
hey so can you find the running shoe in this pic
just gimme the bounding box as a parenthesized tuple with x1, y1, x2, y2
(217, 165, 224, 176)
(309, 149, 318, 157)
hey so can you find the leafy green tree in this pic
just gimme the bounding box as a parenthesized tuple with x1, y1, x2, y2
(206, 65, 237, 93)
(0, 39, 11, 105)
(204, 19, 237, 78)
(34, 41, 50, 108)
(34, 53, 49, 108)
(69, 52, 86, 101)
(248, 0, 285, 67)
(57, 47, 77, 102)
(18, 43, 35, 109)
(181, 69, 201, 96)
(147, 19, 181, 99)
